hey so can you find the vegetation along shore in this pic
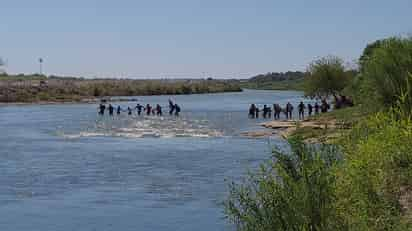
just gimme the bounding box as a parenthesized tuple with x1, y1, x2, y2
(0, 75, 241, 103)
(225, 36, 412, 230)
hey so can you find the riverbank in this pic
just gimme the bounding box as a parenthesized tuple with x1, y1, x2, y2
(0, 75, 241, 103)
(256, 106, 367, 142)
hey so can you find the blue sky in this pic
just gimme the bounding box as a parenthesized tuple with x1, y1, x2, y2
(1, 0, 411, 78)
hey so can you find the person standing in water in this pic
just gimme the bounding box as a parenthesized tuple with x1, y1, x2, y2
(255, 106, 259, 119)
(249, 104, 256, 118)
(98, 104, 106, 115)
(156, 104, 162, 116)
(108, 104, 114, 116)
(314, 102, 320, 114)
(145, 104, 152, 115)
(127, 107, 132, 115)
(307, 103, 313, 116)
(174, 104, 181, 116)
(263, 105, 269, 118)
(286, 102, 293, 120)
(169, 99, 175, 115)
(273, 104, 281, 120)
(298, 101, 305, 120)
(135, 104, 143, 116)
(117, 105, 122, 115)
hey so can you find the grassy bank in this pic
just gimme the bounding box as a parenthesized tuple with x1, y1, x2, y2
(0, 74, 241, 103)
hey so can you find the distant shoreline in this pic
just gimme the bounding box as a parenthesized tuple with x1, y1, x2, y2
(0, 75, 242, 104)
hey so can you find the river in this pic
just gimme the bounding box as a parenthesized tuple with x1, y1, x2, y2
(0, 90, 309, 231)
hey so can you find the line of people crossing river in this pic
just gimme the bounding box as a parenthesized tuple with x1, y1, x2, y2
(98, 99, 181, 117)
(249, 99, 330, 120)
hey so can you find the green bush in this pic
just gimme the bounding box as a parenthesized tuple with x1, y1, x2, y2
(359, 37, 412, 113)
(225, 138, 342, 231)
(304, 56, 353, 99)
(336, 113, 412, 230)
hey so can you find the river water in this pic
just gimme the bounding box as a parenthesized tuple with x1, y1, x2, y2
(0, 90, 308, 231)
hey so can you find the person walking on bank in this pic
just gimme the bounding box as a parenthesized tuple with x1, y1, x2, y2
(298, 101, 305, 120)
(307, 103, 313, 116)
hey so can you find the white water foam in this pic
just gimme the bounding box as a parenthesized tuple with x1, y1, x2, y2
(61, 116, 223, 139)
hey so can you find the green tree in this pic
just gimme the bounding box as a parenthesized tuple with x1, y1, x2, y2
(359, 37, 412, 113)
(304, 56, 352, 99)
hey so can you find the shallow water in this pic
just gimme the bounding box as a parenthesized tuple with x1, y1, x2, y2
(0, 90, 309, 231)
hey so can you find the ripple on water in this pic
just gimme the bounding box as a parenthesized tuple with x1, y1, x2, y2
(59, 115, 223, 139)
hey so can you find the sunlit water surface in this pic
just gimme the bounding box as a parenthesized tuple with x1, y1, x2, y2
(0, 90, 309, 231)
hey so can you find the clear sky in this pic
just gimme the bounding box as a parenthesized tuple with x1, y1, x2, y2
(1, 0, 411, 78)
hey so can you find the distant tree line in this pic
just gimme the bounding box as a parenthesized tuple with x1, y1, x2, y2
(249, 71, 306, 83)
(0, 75, 241, 103)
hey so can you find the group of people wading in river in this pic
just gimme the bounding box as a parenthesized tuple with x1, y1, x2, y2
(248, 99, 330, 120)
(98, 99, 181, 117)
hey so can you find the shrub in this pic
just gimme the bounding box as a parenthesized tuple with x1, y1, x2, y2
(359, 37, 412, 113)
(304, 56, 352, 99)
(225, 138, 342, 231)
(336, 112, 412, 230)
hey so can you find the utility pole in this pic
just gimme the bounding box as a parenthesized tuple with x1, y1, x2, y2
(39, 58, 43, 75)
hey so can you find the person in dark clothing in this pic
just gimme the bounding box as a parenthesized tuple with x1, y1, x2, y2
(117, 106, 122, 115)
(174, 104, 181, 116)
(273, 104, 281, 120)
(314, 102, 320, 114)
(156, 104, 162, 116)
(263, 105, 268, 118)
(135, 104, 143, 116)
(286, 102, 293, 120)
(127, 107, 132, 115)
(249, 104, 256, 118)
(307, 103, 313, 116)
(255, 107, 259, 119)
(108, 104, 114, 116)
(298, 101, 305, 120)
(321, 100, 330, 113)
(145, 104, 152, 116)
(98, 104, 106, 115)
(169, 99, 175, 115)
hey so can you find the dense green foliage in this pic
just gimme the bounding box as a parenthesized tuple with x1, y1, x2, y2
(241, 71, 305, 90)
(0, 75, 241, 103)
(226, 112, 412, 230)
(225, 139, 342, 231)
(225, 36, 412, 230)
(336, 112, 412, 230)
(304, 56, 353, 99)
(356, 37, 412, 113)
